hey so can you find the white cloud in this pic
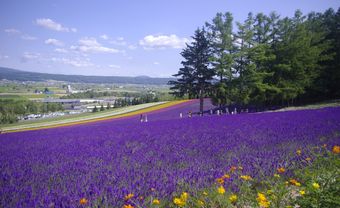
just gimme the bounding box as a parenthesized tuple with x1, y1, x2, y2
(4, 29, 38, 41)
(71, 37, 120, 54)
(100, 34, 109, 40)
(35, 18, 76, 32)
(21, 52, 40, 62)
(55, 48, 68, 53)
(109, 37, 127, 46)
(60, 58, 92, 67)
(4, 28, 20, 34)
(4, 29, 37, 40)
(51, 57, 93, 67)
(45, 38, 64, 46)
(153, 62, 160, 65)
(21, 35, 37, 40)
(108, 64, 121, 69)
(139, 34, 189, 49)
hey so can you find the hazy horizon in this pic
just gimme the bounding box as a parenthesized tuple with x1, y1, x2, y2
(0, 66, 174, 78)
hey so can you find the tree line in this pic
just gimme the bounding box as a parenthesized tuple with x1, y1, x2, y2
(61, 90, 118, 99)
(169, 8, 340, 112)
(0, 99, 63, 124)
(92, 94, 160, 113)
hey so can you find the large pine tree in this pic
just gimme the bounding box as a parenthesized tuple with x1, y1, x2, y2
(206, 12, 236, 107)
(169, 28, 214, 113)
(269, 10, 329, 105)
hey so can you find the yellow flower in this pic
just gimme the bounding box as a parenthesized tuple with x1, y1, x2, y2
(277, 167, 285, 174)
(197, 200, 204, 206)
(286, 206, 293, 208)
(173, 192, 188, 207)
(289, 179, 301, 187)
(257, 193, 266, 201)
(312, 182, 320, 189)
(332, 145, 340, 154)
(216, 177, 225, 184)
(305, 157, 311, 162)
(299, 190, 305, 196)
(124, 193, 134, 201)
(296, 149, 302, 156)
(274, 174, 280, 178)
(180, 192, 188, 201)
(173, 197, 185, 207)
(79, 198, 88, 205)
(230, 166, 237, 172)
(222, 174, 231, 179)
(240, 175, 252, 181)
(257, 193, 270, 208)
(217, 186, 225, 194)
(123, 204, 134, 208)
(152, 199, 160, 205)
(229, 194, 238, 203)
(203, 191, 208, 196)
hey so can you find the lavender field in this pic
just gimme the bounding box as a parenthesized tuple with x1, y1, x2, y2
(1, 100, 340, 207)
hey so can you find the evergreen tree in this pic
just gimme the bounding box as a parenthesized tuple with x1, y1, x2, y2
(233, 13, 258, 106)
(169, 66, 197, 98)
(309, 8, 340, 100)
(169, 28, 214, 112)
(100, 105, 105, 111)
(271, 10, 329, 105)
(206, 12, 235, 82)
(170, 8, 340, 108)
(206, 12, 236, 107)
(248, 12, 278, 106)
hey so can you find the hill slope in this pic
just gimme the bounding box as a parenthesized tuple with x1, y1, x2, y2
(1, 102, 339, 207)
(0, 67, 174, 85)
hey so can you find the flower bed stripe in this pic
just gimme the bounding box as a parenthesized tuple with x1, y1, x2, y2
(3, 100, 189, 133)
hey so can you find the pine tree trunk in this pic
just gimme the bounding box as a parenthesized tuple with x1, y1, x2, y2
(199, 88, 204, 113)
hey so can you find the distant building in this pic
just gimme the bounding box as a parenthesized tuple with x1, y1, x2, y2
(66, 85, 72, 94)
(42, 98, 81, 110)
(42, 99, 80, 104)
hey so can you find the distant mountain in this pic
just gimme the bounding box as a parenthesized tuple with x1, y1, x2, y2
(0, 67, 174, 85)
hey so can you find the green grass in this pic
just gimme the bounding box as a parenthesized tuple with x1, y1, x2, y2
(0, 94, 24, 99)
(20, 93, 61, 99)
(0, 86, 12, 93)
(0, 93, 62, 99)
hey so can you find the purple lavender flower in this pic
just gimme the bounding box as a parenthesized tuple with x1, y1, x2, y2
(1, 100, 339, 207)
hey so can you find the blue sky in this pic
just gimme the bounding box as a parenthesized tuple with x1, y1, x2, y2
(0, 0, 339, 77)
